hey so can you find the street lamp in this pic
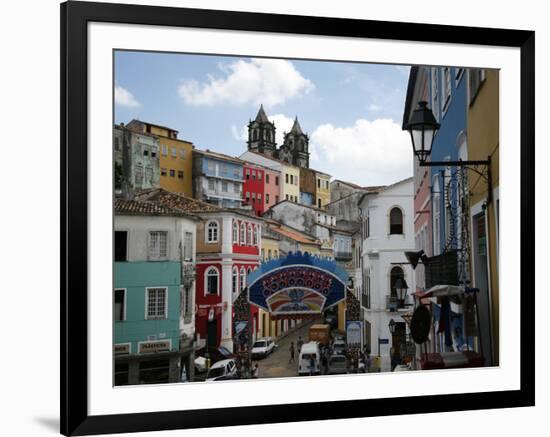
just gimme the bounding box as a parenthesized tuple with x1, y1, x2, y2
(406, 101, 440, 164)
(388, 318, 396, 335)
(405, 101, 492, 198)
(394, 277, 409, 306)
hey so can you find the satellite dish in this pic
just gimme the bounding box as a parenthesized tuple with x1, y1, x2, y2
(410, 305, 431, 344)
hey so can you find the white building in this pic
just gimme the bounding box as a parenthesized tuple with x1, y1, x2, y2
(358, 178, 415, 370)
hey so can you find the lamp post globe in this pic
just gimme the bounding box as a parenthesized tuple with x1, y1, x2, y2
(406, 101, 440, 164)
(388, 318, 396, 335)
(394, 278, 409, 303)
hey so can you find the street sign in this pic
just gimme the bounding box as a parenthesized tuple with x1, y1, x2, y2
(379, 338, 389, 345)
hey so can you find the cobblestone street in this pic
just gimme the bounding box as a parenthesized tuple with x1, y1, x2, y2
(255, 321, 316, 379)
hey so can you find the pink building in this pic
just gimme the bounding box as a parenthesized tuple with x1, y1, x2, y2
(262, 166, 281, 212)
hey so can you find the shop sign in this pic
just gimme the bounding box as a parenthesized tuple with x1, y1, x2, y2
(114, 343, 130, 355)
(346, 321, 363, 349)
(139, 340, 171, 354)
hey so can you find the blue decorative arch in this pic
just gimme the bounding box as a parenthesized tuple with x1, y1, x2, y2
(247, 251, 349, 317)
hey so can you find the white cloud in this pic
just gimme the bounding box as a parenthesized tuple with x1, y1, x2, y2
(178, 59, 314, 107)
(231, 124, 247, 142)
(115, 84, 140, 108)
(310, 118, 412, 186)
(368, 103, 382, 112)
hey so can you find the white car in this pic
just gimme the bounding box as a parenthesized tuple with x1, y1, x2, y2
(205, 359, 238, 381)
(251, 337, 276, 358)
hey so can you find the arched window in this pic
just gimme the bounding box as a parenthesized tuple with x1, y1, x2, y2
(207, 221, 218, 243)
(390, 266, 404, 298)
(232, 221, 238, 243)
(247, 224, 253, 245)
(240, 222, 246, 245)
(253, 130, 258, 141)
(205, 266, 219, 295)
(247, 267, 252, 276)
(253, 225, 258, 246)
(240, 267, 246, 291)
(232, 267, 239, 294)
(390, 207, 403, 235)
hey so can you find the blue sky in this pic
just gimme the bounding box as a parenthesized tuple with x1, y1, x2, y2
(115, 51, 413, 186)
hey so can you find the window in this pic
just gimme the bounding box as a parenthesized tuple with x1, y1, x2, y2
(275, 176, 279, 186)
(114, 137, 120, 151)
(143, 146, 149, 157)
(318, 198, 321, 208)
(252, 171, 256, 181)
(234, 167, 241, 179)
(268, 249, 272, 259)
(240, 222, 246, 244)
(285, 194, 289, 201)
(222, 181, 228, 192)
(240, 267, 247, 290)
(178, 170, 184, 179)
(245, 192, 250, 202)
(261, 248, 265, 260)
(144, 166, 152, 183)
(390, 207, 403, 235)
(289, 174, 293, 184)
(149, 231, 168, 260)
(317, 179, 320, 188)
(245, 168, 250, 180)
(232, 267, 239, 294)
(115, 231, 127, 261)
(365, 209, 370, 238)
(247, 224, 253, 245)
(171, 147, 177, 157)
(161, 168, 167, 177)
(326, 181, 329, 190)
(146, 287, 167, 319)
(162, 145, 168, 156)
(253, 226, 258, 245)
(258, 193, 262, 202)
(468, 68, 486, 104)
(205, 267, 219, 295)
(207, 161, 215, 173)
(266, 193, 270, 204)
(183, 232, 193, 260)
(285, 173, 289, 184)
(233, 221, 238, 243)
(258, 171, 262, 181)
(275, 195, 279, 203)
(442, 67, 451, 113)
(207, 221, 219, 243)
(208, 179, 215, 191)
(169, 169, 175, 178)
(151, 146, 157, 158)
(114, 289, 125, 321)
(183, 287, 191, 317)
(135, 164, 143, 184)
(431, 67, 440, 122)
(179, 148, 185, 159)
(252, 193, 256, 203)
(266, 174, 270, 184)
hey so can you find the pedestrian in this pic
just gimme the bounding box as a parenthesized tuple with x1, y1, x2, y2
(252, 363, 259, 379)
(309, 355, 315, 376)
(289, 341, 295, 364)
(297, 336, 304, 353)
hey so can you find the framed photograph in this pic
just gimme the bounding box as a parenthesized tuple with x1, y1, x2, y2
(61, 1, 535, 435)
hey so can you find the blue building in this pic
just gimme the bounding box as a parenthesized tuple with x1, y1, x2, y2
(114, 199, 198, 385)
(192, 149, 244, 208)
(428, 66, 468, 255)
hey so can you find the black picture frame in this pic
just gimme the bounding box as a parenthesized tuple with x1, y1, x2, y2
(61, 1, 535, 435)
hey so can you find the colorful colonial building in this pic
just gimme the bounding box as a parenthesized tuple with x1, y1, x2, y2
(126, 119, 193, 196)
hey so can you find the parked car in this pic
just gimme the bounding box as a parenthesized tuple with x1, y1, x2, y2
(195, 346, 234, 372)
(298, 342, 321, 375)
(205, 359, 238, 381)
(251, 337, 276, 358)
(327, 354, 348, 375)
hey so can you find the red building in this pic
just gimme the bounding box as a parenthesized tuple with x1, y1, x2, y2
(194, 209, 262, 351)
(243, 163, 265, 216)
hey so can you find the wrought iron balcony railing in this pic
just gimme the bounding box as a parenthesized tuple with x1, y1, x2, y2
(385, 295, 412, 311)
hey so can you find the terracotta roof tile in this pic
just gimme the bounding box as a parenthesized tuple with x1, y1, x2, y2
(114, 199, 195, 218)
(134, 189, 220, 214)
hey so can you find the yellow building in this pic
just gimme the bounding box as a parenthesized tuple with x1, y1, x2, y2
(282, 164, 300, 203)
(127, 119, 193, 196)
(315, 170, 331, 209)
(467, 68, 499, 365)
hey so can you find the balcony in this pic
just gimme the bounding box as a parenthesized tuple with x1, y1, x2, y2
(385, 295, 413, 312)
(361, 293, 370, 309)
(334, 251, 353, 261)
